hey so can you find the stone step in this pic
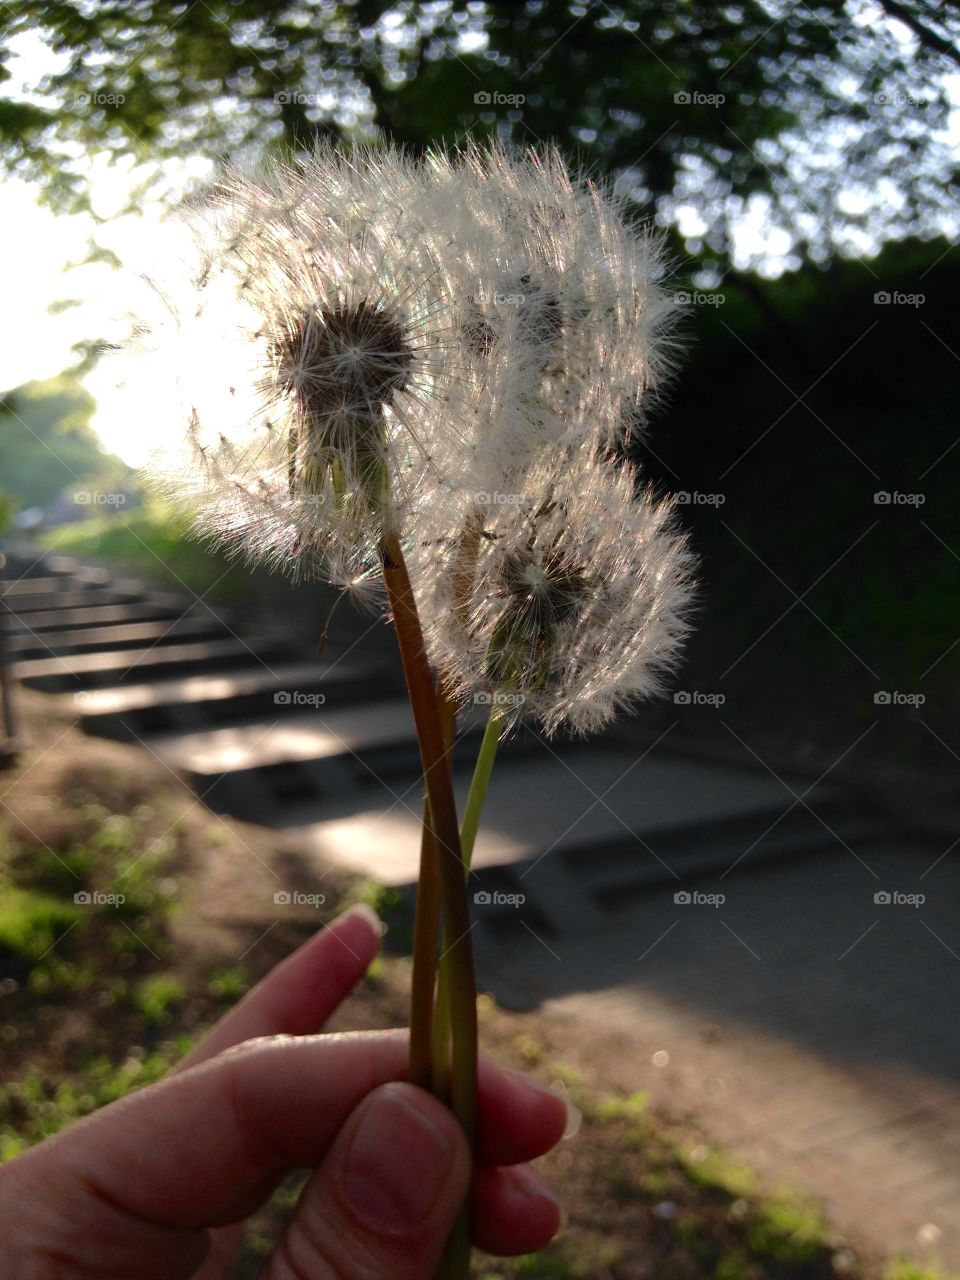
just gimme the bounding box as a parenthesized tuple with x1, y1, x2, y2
(0, 588, 143, 613)
(13, 637, 293, 691)
(292, 748, 809, 894)
(70, 658, 398, 738)
(4, 601, 188, 632)
(0, 575, 107, 596)
(151, 699, 422, 776)
(6, 616, 228, 659)
(574, 802, 877, 898)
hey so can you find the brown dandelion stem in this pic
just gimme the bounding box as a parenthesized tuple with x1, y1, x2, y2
(379, 527, 478, 1145)
(433, 703, 502, 1102)
(409, 677, 457, 1093)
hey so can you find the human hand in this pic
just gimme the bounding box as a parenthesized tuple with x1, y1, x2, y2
(0, 905, 567, 1278)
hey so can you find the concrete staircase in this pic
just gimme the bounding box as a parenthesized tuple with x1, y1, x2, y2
(0, 547, 883, 953)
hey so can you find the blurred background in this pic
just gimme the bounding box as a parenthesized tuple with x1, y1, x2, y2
(0, 4, 959, 1278)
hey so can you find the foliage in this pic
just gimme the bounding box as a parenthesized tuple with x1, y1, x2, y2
(40, 499, 250, 596)
(0, 2, 957, 265)
(0, 374, 127, 511)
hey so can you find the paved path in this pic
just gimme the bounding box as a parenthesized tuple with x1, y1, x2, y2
(5, 549, 959, 1269)
(480, 839, 960, 1268)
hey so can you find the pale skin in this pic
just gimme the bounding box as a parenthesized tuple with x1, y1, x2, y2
(0, 906, 567, 1278)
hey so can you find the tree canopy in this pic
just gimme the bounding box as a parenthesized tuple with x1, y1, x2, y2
(0, 377, 126, 511)
(2, 1, 958, 269)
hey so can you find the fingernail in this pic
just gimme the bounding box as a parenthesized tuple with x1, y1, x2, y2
(340, 1084, 455, 1234)
(512, 1164, 567, 1235)
(508, 1068, 582, 1139)
(340, 902, 383, 936)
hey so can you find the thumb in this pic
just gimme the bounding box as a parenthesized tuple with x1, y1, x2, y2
(265, 1082, 469, 1280)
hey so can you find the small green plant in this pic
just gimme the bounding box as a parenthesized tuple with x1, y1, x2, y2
(0, 1040, 191, 1159)
(588, 1089, 648, 1124)
(133, 974, 185, 1026)
(682, 1146, 758, 1199)
(746, 1195, 829, 1265)
(207, 966, 250, 1002)
(885, 1261, 958, 1280)
(0, 888, 81, 962)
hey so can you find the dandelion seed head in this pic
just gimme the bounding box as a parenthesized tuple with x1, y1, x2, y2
(416, 455, 696, 737)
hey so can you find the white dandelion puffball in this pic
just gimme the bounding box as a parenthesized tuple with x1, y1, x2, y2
(139, 146, 471, 582)
(417, 455, 697, 738)
(135, 142, 684, 626)
(422, 142, 680, 510)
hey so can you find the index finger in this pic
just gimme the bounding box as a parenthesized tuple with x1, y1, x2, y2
(177, 904, 382, 1073)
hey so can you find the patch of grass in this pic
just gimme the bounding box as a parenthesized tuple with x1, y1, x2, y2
(747, 1195, 829, 1265)
(0, 798, 181, 992)
(354, 880, 405, 917)
(885, 1263, 959, 1280)
(0, 1040, 191, 1159)
(512, 1033, 544, 1065)
(207, 966, 251, 1002)
(42, 503, 250, 599)
(586, 1089, 648, 1124)
(0, 888, 81, 963)
(681, 1145, 759, 1200)
(132, 975, 186, 1026)
(544, 1059, 582, 1090)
